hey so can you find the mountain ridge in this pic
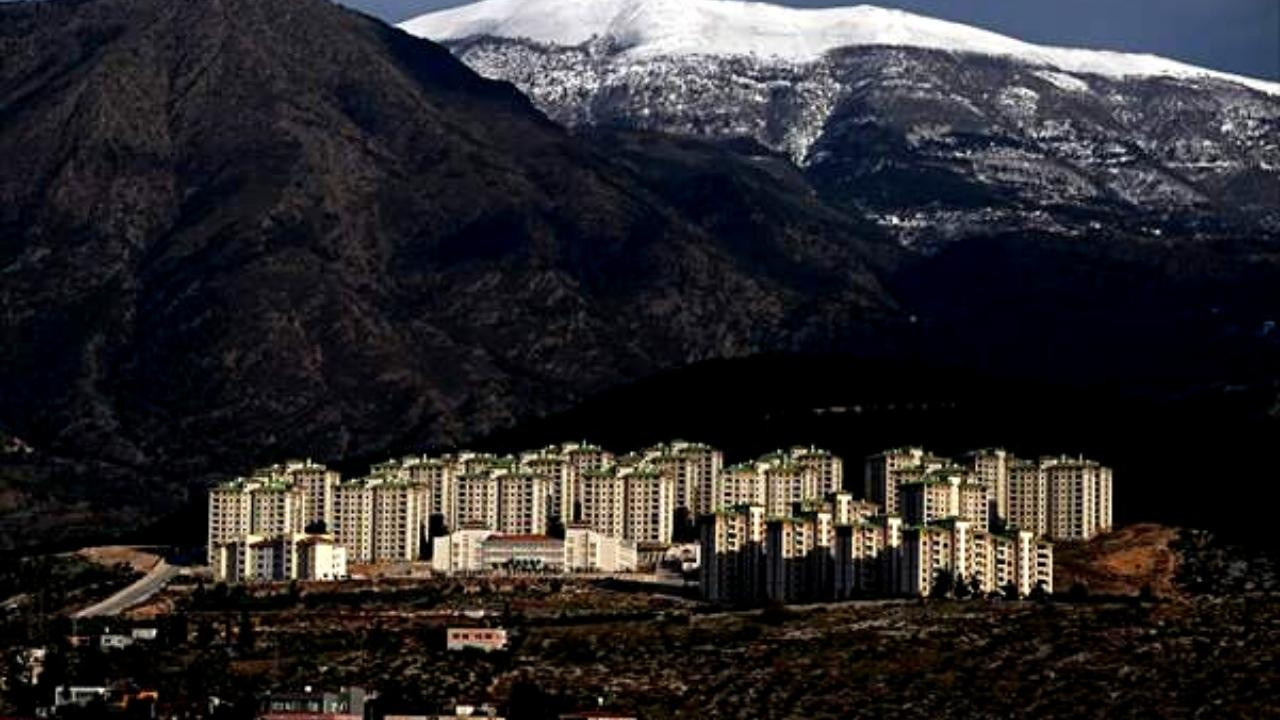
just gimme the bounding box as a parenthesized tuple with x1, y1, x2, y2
(402, 0, 1280, 95)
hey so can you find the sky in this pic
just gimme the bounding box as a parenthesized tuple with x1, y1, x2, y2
(340, 0, 1280, 80)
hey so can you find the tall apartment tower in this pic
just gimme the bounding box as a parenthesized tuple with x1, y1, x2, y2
(371, 481, 426, 562)
(496, 472, 550, 535)
(272, 460, 339, 532)
(408, 457, 454, 529)
(645, 441, 724, 518)
(622, 467, 676, 544)
(791, 446, 844, 498)
(1043, 456, 1113, 540)
(865, 448, 946, 516)
(520, 449, 573, 522)
(720, 463, 766, 510)
(564, 442, 614, 522)
(208, 480, 255, 555)
(963, 449, 1009, 526)
(701, 505, 767, 604)
(1007, 459, 1047, 536)
(333, 479, 376, 564)
(453, 473, 500, 531)
(250, 485, 307, 539)
(762, 460, 815, 518)
(579, 467, 626, 539)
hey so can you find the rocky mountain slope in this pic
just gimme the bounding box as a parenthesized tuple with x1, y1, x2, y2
(0, 0, 1277, 550)
(0, 0, 899, 500)
(407, 0, 1280, 247)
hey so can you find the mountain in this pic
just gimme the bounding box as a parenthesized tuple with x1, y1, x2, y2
(1, 0, 1277, 551)
(404, 0, 1280, 247)
(0, 0, 904, 545)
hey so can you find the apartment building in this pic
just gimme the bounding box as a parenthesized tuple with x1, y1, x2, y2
(720, 463, 766, 510)
(212, 533, 347, 583)
(208, 479, 255, 552)
(579, 467, 626, 539)
(791, 446, 844, 498)
(700, 504, 767, 605)
(496, 472, 550, 535)
(250, 484, 307, 539)
(333, 479, 376, 563)
(453, 473, 500, 532)
(645, 441, 724, 517)
(622, 466, 676, 544)
(408, 457, 455, 527)
(1043, 456, 1114, 540)
(371, 480, 427, 563)
(864, 447, 947, 516)
(765, 510, 834, 603)
(1007, 459, 1047, 536)
(520, 448, 573, 521)
(963, 449, 1009, 525)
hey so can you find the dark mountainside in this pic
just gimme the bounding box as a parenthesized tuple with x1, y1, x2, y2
(0, 0, 1277, 550)
(0, 0, 900, 547)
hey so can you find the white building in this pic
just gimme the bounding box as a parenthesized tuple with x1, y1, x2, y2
(432, 529, 636, 575)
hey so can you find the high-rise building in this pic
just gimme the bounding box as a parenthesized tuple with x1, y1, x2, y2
(333, 479, 376, 563)
(700, 505, 767, 605)
(644, 441, 723, 518)
(453, 472, 500, 531)
(622, 466, 675, 544)
(1007, 459, 1047, 536)
(1043, 456, 1113, 540)
(520, 448, 572, 521)
(963, 449, 1009, 525)
(720, 463, 766, 510)
(865, 448, 946, 516)
(496, 472, 550, 535)
(579, 467, 626, 539)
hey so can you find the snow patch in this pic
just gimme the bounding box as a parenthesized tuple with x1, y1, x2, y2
(401, 0, 1280, 96)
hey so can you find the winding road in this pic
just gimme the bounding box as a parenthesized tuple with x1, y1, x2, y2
(73, 560, 179, 618)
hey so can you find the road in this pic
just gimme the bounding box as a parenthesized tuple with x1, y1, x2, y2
(73, 560, 179, 618)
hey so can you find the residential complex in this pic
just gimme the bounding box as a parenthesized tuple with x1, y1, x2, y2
(208, 444, 1109, 597)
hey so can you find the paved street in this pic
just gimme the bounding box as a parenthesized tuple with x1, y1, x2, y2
(74, 560, 179, 618)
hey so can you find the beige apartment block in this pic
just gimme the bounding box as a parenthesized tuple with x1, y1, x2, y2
(520, 448, 573, 521)
(579, 467, 626, 539)
(1043, 455, 1113, 540)
(720, 463, 767, 510)
(408, 457, 455, 526)
(700, 504, 767, 604)
(791, 446, 844, 498)
(963, 449, 1009, 525)
(371, 480, 427, 563)
(453, 472, 500, 531)
(496, 472, 550, 535)
(645, 441, 724, 518)
(333, 480, 376, 563)
(622, 466, 675, 544)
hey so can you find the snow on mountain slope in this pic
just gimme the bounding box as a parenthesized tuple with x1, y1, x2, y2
(400, 0, 1280, 96)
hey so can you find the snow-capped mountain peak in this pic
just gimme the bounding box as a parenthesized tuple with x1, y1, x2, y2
(400, 0, 1280, 95)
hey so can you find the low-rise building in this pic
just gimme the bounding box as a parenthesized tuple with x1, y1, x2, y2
(432, 529, 637, 575)
(446, 628, 508, 652)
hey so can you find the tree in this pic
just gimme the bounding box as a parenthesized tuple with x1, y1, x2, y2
(237, 610, 255, 653)
(1001, 582, 1020, 601)
(1068, 582, 1090, 602)
(1029, 579, 1050, 602)
(930, 570, 955, 599)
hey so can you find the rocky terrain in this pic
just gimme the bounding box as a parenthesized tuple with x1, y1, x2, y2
(0, 0, 905, 545)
